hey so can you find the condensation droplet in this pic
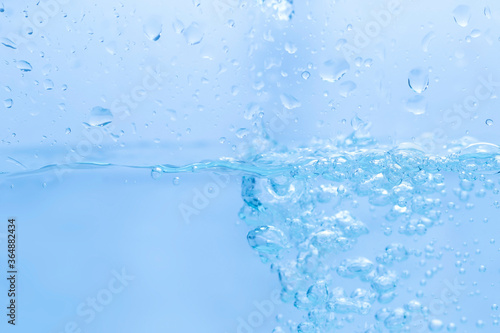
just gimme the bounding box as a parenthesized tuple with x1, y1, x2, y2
(320, 58, 350, 82)
(453, 5, 471, 27)
(85, 106, 113, 127)
(280, 93, 301, 109)
(183, 23, 204, 45)
(408, 68, 429, 93)
(144, 20, 162, 41)
(4, 99, 13, 108)
(17, 60, 32, 72)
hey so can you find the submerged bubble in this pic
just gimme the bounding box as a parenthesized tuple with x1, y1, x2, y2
(384, 308, 410, 330)
(429, 319, 444, 331)
(408, 68, 429, 93)
(453, 5, 471, 27)
(247, 226, 287, 255)
(260, 0, 294, 21)
(486, 119, 493, 126)
(301, 71, 310, 80)
(85, 106, 113, 127)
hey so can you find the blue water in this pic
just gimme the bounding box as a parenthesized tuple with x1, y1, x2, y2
(3, 135, 500, 332)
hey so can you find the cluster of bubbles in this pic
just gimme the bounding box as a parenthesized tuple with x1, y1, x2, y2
(259, 0, 295, 21)
(238, 136, 500, 332)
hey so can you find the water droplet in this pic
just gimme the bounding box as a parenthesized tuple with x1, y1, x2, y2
(320, 58, 350, 82)
(85, 106, 113, 127)
(43, 79, 54, 90)
(4, 99, 13, 108)
(408, 68, 429, 93)
(1, 38, 16, 49)
(105, 42, 117, 55)
(301, 71, 310, 80)
(65, 128, 71, 134)
(421, 32, 436, 52)
(470, 29, 481, 38)
(338, 81, 357, 97)
(236, 128, 250, 138)
(405, 95, 427, 115)
(245, 103, 262, 120)
(284, 42, 297, 54)
(484, 7, 492, 19)
(486, 119, 493, 126)
(447, 323, 457, 332)
(172, 19, 184, 34)
(280, 93, 301, 109)
(151, 167, 162, 180)
(144, 20, 162, 41)
(453, 5, 471, 27)
(183, 23, 204, 45)
(17, 60, 32, 72)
